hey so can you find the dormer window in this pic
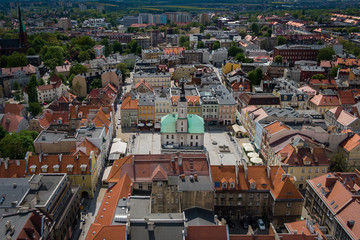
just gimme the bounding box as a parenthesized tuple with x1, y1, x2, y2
(57, 118, 62, 124)
(230, 182, 235, 188)
(250, 182, 256, 190)
(222, 182, 227, 188)
(67, 164, 74, 172)
(30, 165, 37, 173)
(80, 164, 88, 172)
(53, 164, 60, 172)
(41, 165, 48, 173)
(78, 112, 83, 118)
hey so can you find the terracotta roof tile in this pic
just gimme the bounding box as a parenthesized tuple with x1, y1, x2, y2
(121, 97, 138, 110)
(336, 200, 360, 239)
(86, 224, 126, 240)
(1, 113, 25, 132)
(264, 121, 290, 135)
(4, 103, 24, 115)
(0, 160, 26, 178)
(341, 133, 360, 152)
(93, 174, 132, 225)
(310, 94, 340, 106)
(186, 225, 227, 240)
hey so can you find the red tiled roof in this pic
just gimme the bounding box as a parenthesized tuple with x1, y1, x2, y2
(285, 220, 326, 239)
(93, 174, 132, 225)
(1, 64, 36, 76)
(116, 154, 209, 182)
(264, 121, 290, 135)
(163, 47, 185, 55)
(26, 154, 95, 176)
(1, 113, 25, 132)
(4, 103, 24, 115)
(172, 96, 200, 104)
(121, 97, 138, 110)
(341, 133, 360, 152)
(337, 58, 360, 67)
(86, 224, 126, 240)
(336, 200, 360, 239)
(186, 225, 227, 240)
(310, 94, 340, 106)
(0, 160, 26, 178)
(37, 110, 69, 129)
(135, 79, 153, 91)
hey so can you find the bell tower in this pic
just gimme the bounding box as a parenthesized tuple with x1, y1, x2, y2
(18, 3, 28, 51)
(176, 79, 188, 133)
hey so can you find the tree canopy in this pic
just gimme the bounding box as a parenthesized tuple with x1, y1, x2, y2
(0, 130, 39, 159)
(317, 47, 335, 61)
(212, 41, 220, 51)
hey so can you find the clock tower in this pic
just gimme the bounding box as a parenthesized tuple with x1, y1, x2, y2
(176, 79, 188, 133)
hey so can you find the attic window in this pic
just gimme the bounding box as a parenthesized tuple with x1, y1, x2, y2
(53, 164, 60, 172)
(250, 182, 256, 190)
(30, 165, 37, 173)
(317, 183, 322, 188)
(81, 164, 88, 172)
(67, 164, 74, 172)
(41, 165, 48, 173)
(230, 182, 235, 189)
(330, 200, 335, 205)
(333, 204, 338, 209)
(214, 182, 220, 188)
(222, 182, 227, 189)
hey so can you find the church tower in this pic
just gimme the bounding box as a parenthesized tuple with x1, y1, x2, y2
(18, 4, 28, 51)
(176, 79, 188, 133)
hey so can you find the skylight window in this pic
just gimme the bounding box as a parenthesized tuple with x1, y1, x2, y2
(317, 183, 322, 188)
(330, 200, 335, 205)
(333, 204, 338, 209)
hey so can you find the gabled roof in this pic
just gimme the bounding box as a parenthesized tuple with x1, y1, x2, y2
(0, 160, 26, 178)
(135, 79, 153, 92)
(93, 173, 132, 225)
(264, 121, 290, 135)
(310, 94, 340, 106)
(107, 156, 133, 183)
(1, 113, 25, 132)
(4, 103, 24, 115)
(341, 133, 360, 152)
(151, 165, 168, 180)
(121, 97, 138, 110)
(328, 107, 358, 127)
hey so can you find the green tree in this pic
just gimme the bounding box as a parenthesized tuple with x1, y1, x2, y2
(277, 36, 286, 45)
(274, 55, 283, 63)
(28, 48, 36, 55)
(6, 52, 27, 68)
(248, 68, 263, 86)
(42, 46, 65, 69)
(212, 41, 220, 51)
(29, 102, 42, 116)
(0, 130, 38, 159)
(0, 126, 7, 141)
(205, 33, 211, 39)
(69, 63, 88, 76)
(184, 41, 191, 50)
(38, 78, 45, 85)
(250, 23, 259, 35)
(0, 55, 7, 68)
(179, 35, 188, 47)
(113, 41, 123, 54)
(317, 47, 335, 61)
(331, 66, 340, 78)
(228, 43, 243, 57)
(330, 153, 348, 172)
(89, 78, 102, 90)
(27, 75, 38, 103)
(312, 74, 325, 79)
(116, 63, 130, 82)
(78, 50, 90, 62)
(197, 41, 205, 49)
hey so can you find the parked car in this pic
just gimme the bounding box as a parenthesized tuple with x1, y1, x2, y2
(257, 219, 266, 230)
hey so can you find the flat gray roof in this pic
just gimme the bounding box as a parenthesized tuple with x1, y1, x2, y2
(0, 211, 33, 239)
(0, 178, 29, 215)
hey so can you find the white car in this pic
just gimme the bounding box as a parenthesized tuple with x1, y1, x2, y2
(257, 219, 265, 230)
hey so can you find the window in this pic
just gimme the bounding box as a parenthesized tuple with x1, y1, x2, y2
(222, 182, 227, 188)
(308, 168, 312, 173)
(191, 135, 193, 139)
(302, 168, 305, 173)
(307, 176, 311, 179)
(256, 201, 260, 206)
(300, 176, 304, 180)
(249, 194, 253, 198)
(287, 203, 292, 207)
(322, 168, 326, 173)
(290, 169, 293, 174)
(166, 135, 169, 139)
(138, 183, 143, 190)
(315, 168, 319, 173)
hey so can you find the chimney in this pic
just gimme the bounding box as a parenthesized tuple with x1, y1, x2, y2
(4, 159, 8, 170)
(347, 220, 355, 229)
(235, 164, 239, 186)
(325, 175, 337, 188)
(194, 173, 198, 181)
(16, 160, 20, 166)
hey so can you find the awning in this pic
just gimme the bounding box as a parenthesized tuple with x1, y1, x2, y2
(138, 123, 145, 127)
(146, 123, 153, 127)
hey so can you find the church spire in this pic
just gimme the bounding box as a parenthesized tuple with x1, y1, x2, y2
(18, 1, 25, 33)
